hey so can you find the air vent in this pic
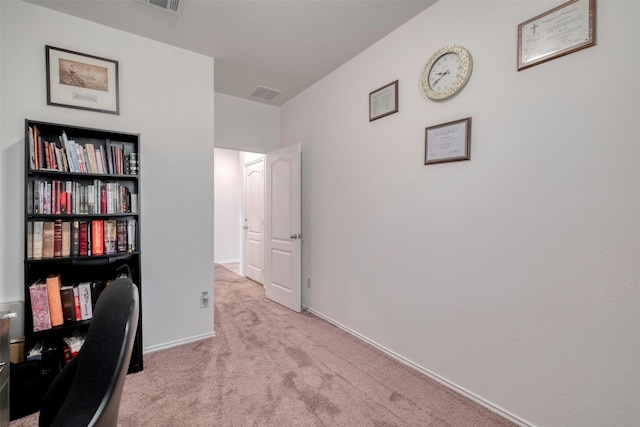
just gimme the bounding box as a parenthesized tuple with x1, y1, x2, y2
(251, 86, 283, 101)
(138, 0, 183, 16)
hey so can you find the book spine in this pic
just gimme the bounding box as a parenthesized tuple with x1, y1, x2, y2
(92, 220, 104, 256)
(104, 220, 117, 255)
(73, 286, 82, 321)
(53, 218, 63, 257)
(61, 221, 71, 257)
(46, 274, 64, 327)
(117, 220, 127, 253)
(33, 126, 40, 169)
(60, 286, 76, 324)
(38, 136, 46, 171)
(78, 282, 93, 320)
(71, 220, 80, 257)
(79, 221, 88, 256)
(105, 140, 114, 174)
(127, 219, 136, 252)
(42, 221, 55, 259)
(28, 126, 35, 170)
(32, 221, 44, 259)
(30, 282, 52, 332)
(27, 221, 34, 259)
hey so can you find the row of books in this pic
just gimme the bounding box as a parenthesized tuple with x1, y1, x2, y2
(28, 219, 137, 260)
(28, 125, 138, 175)
(29, 274, 105, 332)
(28, 178, 138, 215)
(27, 335, 86, 364)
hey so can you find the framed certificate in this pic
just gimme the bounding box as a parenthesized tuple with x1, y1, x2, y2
(518, 0, 596, 71)
(424, 117, 472, 165)
(369, 80, 398, 121)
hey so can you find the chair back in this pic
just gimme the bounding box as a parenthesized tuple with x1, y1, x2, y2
(39, 278, 139, 427)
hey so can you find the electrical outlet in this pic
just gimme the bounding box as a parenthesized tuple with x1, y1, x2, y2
(200, 291, 209, 308)
(307, 277, 312, 288)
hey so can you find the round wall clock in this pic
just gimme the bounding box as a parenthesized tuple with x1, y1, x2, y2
(421, 44, 473, 101)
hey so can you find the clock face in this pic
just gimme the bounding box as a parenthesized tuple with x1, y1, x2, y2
(422, 45, 472, 101)
(428, 53, 462, 92)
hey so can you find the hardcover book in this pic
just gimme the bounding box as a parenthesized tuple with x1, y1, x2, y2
(42, 221, 55, 259)
(29, 282, 52, 332)
(73, 286, 82, 321)
(60, 285, 76, 324)
(77, 282, 93, 320)
(61, 221, 71, 257)
(46, 274, 64, 327)
(32, 221, 44, 259)
(117, 220, 128, 252)
(53, 219, 62, 257)
(92, 220, 104, 256)
(104, 220, 117, 254)
(71, 220, 80, 256)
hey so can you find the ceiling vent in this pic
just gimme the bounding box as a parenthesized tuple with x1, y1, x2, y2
(251, 86, 283, 101)
(138, 0, 183, 16)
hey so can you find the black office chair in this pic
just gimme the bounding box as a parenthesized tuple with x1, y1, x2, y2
(39, 278, 139, 427)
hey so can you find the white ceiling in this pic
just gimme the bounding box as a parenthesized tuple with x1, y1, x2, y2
(26, 0, 437, 106)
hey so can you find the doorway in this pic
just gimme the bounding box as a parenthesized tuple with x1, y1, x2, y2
(214, 145, 302, 312)
(213, 148, 265, 282)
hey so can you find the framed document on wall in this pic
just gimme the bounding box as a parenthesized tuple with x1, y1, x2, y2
(369, 80, 398, 121)
(517, 0, 596, 71)
(424, 117, 472, 165)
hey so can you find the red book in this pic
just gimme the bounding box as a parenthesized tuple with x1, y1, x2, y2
(92, 220, 104, 256)
(79, 221, 89, 256)
(73, 286, 82, 321)
(53, 219, 63, 257)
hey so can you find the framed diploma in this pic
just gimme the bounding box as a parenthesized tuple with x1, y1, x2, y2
(424, 117, 471, 165)
(518, 0, 596, 71)
(369, 80, 398, 121)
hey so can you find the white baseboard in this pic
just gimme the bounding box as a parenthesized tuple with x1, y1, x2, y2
(303, 305, 532, 427)
(143, 331, 216, 354)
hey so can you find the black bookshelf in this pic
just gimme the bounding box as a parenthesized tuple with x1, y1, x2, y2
(22, 119, 143, 383)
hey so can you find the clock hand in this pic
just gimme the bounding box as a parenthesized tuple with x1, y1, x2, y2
(432, 69, 450, 85)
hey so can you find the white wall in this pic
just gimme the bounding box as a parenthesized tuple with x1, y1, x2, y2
(214, 92, 280, 153)
(281, 1, 640, 426)
(214, 148, 242, 263)
(0, 1, 215, 350)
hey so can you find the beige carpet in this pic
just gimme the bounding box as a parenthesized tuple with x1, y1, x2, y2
(12, 264, 515, 426)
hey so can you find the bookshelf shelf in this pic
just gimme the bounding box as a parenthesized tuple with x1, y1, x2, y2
(22, 119, 143, 400)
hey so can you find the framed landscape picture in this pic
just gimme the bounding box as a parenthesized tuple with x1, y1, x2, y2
(46, 45, 120, 114)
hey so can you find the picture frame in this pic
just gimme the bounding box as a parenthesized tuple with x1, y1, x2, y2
(517, 0, 596, 71)
(369, 80, 398, 121)
(424, 117, 471, 165)
(46, 45, 120, 114)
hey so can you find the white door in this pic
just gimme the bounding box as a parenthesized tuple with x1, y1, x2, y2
(265, 144, 301, 312)
(243, 158, 265, 284)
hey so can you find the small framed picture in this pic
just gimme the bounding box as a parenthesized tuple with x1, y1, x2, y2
(46, 45, 120, 114)
(369, 80, 398, 121)
(517, 0, 596, 71)
(425, 117, 472, 165)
